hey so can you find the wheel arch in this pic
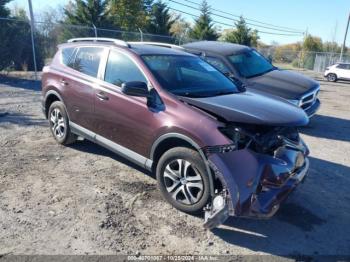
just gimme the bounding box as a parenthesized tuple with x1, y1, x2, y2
(150, 133, 215, 197)
(44, 89, 65, 119)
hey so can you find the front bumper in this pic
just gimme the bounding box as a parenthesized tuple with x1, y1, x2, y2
(206, 139, 309, 220)
(246, 158, 309, 218)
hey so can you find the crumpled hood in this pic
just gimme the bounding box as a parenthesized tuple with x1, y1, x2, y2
(247, 69, 319, 100)
(180, 91, 309, 126)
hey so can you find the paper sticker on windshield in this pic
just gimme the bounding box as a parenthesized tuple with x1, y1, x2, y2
(199, 61, 216, 71)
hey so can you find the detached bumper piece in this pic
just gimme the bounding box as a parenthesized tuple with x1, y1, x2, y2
(203, 139, 309, 228)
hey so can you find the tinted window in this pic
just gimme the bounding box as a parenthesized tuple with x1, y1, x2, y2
(61, 47, 76, 67)
(228, 50, 275, 78)
(73, 47, 104, 77)
(203, 56, 230, 74)
(104, 51, 146, 86)
(337, 64, 350, 69)
(142, 55, 240, 98)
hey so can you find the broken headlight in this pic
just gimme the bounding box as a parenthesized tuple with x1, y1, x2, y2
(203, 127, 253, 156)
(219, 126, 254, 150)
(205, 124, 300, 156)
(218, 124, 300, 155)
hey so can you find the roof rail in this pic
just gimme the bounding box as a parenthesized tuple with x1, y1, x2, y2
(67, 37, 130, 47)
(128, 41, 184, 50)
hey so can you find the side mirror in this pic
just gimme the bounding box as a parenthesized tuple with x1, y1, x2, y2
(121, 81, 150, 97)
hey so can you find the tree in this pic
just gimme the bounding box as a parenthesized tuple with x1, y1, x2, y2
(60, 0, 108, 40)
(301, 34, 323, 69)
(0, 0, 11, 17)
(222, 16, 258, 47)
(107, 0, 149, 32)
(0, 6, 45, 71)
(189, 0, 217, 40)
(64, 0, 108, 27)
(250, 29, 259, 48)
(0, 0, 12, 70)
(303, 34, 323, 52)
(37, 8, 65, 59)
(147, 1, 174, 36)
(323, 41, 341, 53)
(170, 16, 190, 44)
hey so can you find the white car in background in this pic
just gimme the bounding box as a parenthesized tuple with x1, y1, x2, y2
(324, 63, 350, 82)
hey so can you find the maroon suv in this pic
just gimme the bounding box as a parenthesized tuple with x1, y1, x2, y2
(41, 38, 310, 228)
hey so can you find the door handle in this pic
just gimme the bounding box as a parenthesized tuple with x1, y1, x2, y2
(60, 79, 69, 86)
(96, 92, 109, 101)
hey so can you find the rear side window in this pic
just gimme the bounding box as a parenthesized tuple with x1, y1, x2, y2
(61, 47, 76, 67)
(336, 64, 350, 69)
(104, 51, 146, 86)
(73, 47, 104, 77)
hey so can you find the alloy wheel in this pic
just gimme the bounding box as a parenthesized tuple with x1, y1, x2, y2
(163, 159, 204, 205)
(50, 108, 66, 139)
(328, 74, 336, 82)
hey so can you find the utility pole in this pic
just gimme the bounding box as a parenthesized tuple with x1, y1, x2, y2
(28, 0, 38, 80)
(340, 12, 350, 62)
(92, 23, 97, 38)
(138, 28, 143, 42)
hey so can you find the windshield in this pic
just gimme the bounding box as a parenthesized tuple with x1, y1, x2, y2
(228, 50, 275, 78)
(142, 55, 240, 98)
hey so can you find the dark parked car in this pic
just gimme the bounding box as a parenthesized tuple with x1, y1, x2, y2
(182, 41, 321, 118)
(41, 38, 310, 228)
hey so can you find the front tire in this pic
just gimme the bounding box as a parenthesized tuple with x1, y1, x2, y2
(327, 73, 337, 82)
(48, 101, 77, 145)
(156, 147, 210, 214)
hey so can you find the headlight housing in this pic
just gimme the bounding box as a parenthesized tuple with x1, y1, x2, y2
(219, 126, 254, 150)
(203, 127, 252, 156)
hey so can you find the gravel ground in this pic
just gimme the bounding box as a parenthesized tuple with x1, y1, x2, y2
(0, 72, 349, 258)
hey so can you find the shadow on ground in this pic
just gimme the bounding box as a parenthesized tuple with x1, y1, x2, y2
(0, 76, 41, 91)
(301, 114, 350, 142)
(69, 139, 154, 179)
(0, 112, 47, 127)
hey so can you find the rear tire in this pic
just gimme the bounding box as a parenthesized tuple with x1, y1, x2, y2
(327, 73, 337, 82)
(156, 147, 210, 214)
(48, 101, 77, 145)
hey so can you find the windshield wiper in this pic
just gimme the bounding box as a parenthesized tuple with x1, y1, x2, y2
(246, 66, 277, 79)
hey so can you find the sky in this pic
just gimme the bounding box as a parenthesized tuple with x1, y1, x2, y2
(7, 0, 350, 46)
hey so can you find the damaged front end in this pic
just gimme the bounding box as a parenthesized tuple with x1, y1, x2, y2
(202, 124, 309, 229)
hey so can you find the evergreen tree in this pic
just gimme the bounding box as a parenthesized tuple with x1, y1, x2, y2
(147, 1, 174, 36)
(189, 0, 217, 40)
(0, 0, 11, 17)
(63, 0, 108, 27)
(223, 16, 258, 47)
(107, 0, 149, 31)
(61, 0, 108, 40)
(0, 0, 12, 70)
